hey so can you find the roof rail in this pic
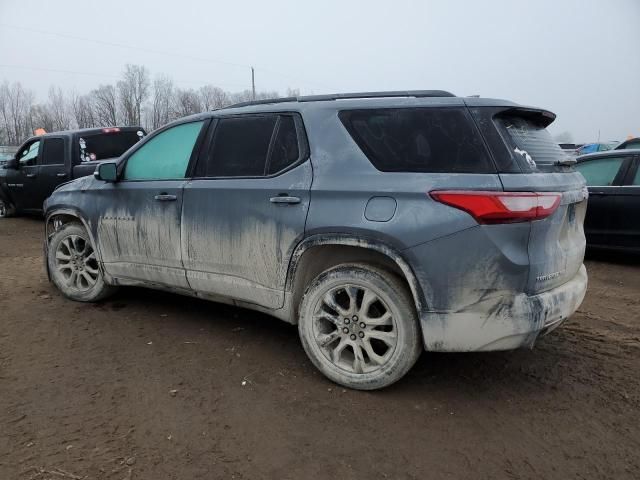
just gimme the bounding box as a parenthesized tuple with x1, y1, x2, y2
(220, 90, 455, 110)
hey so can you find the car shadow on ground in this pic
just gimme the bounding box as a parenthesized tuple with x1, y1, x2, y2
(95, 286, 579, 398)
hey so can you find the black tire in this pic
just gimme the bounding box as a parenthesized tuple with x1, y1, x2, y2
(47, 223, 117, 302)
(298, 263, 422, 390)
(0, 199, 14, 218)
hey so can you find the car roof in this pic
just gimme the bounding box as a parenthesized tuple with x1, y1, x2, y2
(153, 90, 550, 130)
(577, 149, 640, 162)
(22, 126, 144, 144)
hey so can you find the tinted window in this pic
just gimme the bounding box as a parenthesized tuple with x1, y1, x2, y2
(621, 140, 640, 150)
(340, 108, 493, 173)
(576, 157, 625, 186)
(207, 116, 277, 177)
(41, 138, 65, 165)
(496, 115, 565, 166)
(19, 140, 41, 166)
(79, 130, 143, 163)
(124, 121, 204, 180)
(267, 116, 299, 175)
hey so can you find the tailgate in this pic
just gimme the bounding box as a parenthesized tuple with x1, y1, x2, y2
(500, 172, 587, 293)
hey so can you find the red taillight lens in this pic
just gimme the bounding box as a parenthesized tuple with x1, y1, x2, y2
(429, 190, 561, 224)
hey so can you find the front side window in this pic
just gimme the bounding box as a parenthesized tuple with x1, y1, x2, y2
(632, 164, 640, 186)
(340, 108, 493, 173)
(621, 140, 640, 150)
(41, 138, 65, 166)
(124, 121, 204, 180)
(576, 157, 625, 186)
(19, 140, 41, 166)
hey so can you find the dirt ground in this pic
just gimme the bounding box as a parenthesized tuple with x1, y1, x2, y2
(1, 217, 639, 480)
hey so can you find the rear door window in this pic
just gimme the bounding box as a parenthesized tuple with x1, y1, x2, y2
(576, 157, 625, 186)
(339, 108, 493, 173)
(41, 138, 65, 166)
(199, 114, 303, 178)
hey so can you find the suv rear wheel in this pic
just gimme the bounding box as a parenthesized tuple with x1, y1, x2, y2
(298, 264, 421, 390)
(47, 223, 117, 302)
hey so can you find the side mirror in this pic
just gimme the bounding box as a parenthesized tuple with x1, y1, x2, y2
(5, 158, 17, 169)
(94, 162, 118, 182)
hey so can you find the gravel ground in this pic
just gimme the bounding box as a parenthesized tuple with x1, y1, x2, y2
(1, 217, 639, 479)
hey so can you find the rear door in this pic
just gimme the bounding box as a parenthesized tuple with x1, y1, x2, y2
(575, 155, 632, 248)
(182, 113, 311, 309)
(478, 107, 588, 294)
(35, 136, 69, 208)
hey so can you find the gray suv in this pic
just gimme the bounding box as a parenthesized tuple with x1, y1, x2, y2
(44, 91, 588, 390)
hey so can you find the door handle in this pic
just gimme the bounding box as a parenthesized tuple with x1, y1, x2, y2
(270, 195, 301, 205)
(25, 173, 36, 178)
(56, 173, 67, 178)
(154, 194, 177, 202)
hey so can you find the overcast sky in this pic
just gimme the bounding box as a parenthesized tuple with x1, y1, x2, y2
(1, 0, 638, 142)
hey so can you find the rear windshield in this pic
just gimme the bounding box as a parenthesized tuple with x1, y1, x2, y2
(339, 108, 494, 173)
(78, 130, 143, 162)
(496, 115, 565, 166)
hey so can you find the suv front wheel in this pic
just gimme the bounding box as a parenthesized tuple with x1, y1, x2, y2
(47, 223, 117, 302)
(298, 264, 421, 390)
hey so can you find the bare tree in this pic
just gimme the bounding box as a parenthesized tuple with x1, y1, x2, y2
(286, 87, 300, 97)
(151, 75, 174, 129)
(47, 86, 72, 131)
(71, 91, 97, 129)
(91, 85, 118, 126)
(0, 81, 35, 145)
(117, 64, 150, 126)
(172, 88, 202, 118)
(199, 85, 231, 110)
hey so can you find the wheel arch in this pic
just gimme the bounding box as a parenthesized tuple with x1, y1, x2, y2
(45, 209, 102, 279)
(286, 234, 426, 323)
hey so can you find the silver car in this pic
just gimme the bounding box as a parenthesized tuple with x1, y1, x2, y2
(44, 91, 588, 390)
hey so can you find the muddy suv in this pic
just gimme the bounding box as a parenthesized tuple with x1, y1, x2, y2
(44, 91, 588, 390)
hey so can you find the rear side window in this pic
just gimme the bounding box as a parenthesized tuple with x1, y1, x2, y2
(79, 130, 143, 163)
(620, 140, 640, 150)
(200, 114, 303, 177)
(575, 157, 625, 186)
(339, 108, 493, 173)
(267, 116, 299, 175)
(124, 121, 204, 180)
(41, 138, 65, 166)
(496, 115, 564, 166)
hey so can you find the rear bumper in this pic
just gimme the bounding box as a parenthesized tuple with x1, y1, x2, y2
(420, 264, 587, 351)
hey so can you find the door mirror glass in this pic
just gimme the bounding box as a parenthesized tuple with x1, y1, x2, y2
(94, 162, 118, 182)
(5, 158, 18, 169)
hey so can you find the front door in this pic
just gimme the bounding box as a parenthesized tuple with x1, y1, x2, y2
(97, 120, 207, 288)
(9, 139, 42, 211)
(182, 114, 311, 309)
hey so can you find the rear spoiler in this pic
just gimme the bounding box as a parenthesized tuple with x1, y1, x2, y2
(495, 107, 557, 127)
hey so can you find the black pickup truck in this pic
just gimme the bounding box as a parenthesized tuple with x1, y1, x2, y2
(0, 126, 145, 217)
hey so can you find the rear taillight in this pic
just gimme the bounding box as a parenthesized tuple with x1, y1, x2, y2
(429, 190, 561, 224)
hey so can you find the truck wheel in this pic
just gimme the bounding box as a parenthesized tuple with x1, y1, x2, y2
(298, 264, 422, 390)
(47, 223, 117, 302)
(0, 200, 13, 218)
